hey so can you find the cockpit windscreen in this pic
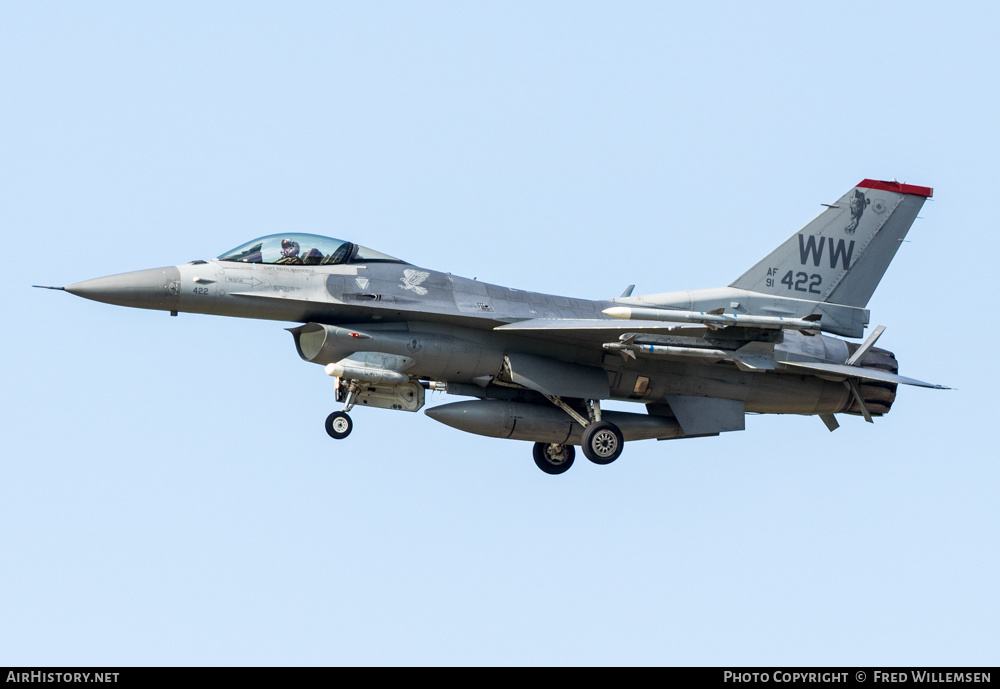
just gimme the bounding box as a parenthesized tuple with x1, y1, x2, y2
(217, 233, 405, 266)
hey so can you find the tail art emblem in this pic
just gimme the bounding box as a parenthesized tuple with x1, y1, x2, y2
(845, 189, 870, 235)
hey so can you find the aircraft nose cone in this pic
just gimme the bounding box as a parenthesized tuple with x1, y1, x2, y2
(66, 266, 181, 312)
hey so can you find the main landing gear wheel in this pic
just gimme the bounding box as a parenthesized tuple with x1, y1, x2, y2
(325, 411, 353, 440)
(533, 442, 576, 475)
(581, 421, 624, 465)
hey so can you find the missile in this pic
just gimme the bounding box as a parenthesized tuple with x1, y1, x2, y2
(602, 337, 777, 371)
(603, 305, 821, 332)
(425, 400, 683, 444)
(603, 341, 731, 361)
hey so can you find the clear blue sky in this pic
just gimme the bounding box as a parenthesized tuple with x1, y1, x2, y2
(2, 1, 997, 666)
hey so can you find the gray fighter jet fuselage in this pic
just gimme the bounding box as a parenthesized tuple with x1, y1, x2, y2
(44, 179, 948, 474)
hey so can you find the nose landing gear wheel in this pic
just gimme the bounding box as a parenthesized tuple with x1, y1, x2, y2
(533, 442, 576, 475)
(325, 411, 353, 440)
(581, 421, 623, 465)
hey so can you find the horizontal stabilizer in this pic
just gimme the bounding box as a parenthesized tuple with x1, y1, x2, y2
(777, 360, 948, 389)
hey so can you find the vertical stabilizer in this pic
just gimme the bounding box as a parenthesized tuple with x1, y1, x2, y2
(730, 180, 932, 308)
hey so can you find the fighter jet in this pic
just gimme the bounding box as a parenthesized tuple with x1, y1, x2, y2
(38, 178, 947, 474)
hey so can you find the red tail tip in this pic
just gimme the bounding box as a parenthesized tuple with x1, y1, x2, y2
(858, 179, 933, 198)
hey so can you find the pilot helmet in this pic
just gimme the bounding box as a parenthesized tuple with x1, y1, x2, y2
(280, 238, 300, 257)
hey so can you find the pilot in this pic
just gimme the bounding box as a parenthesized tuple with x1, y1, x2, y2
(276, 238, 303, 265)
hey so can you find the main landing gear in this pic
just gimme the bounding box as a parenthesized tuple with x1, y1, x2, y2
(533, 442, 576, 475)
(534, 396, 625, 474)
(581, 420, 624, 465)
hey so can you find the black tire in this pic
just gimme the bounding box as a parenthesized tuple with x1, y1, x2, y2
(325, 411, 353, 440)
(532, 442, 575, 475)
(581, 421, 624, 465)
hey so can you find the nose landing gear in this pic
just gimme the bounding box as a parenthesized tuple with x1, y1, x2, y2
(325, 410, 353, 439)
(325, 378, 360, 440)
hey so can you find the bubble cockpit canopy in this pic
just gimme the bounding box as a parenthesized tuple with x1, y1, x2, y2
(217, 233, 406, 266)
